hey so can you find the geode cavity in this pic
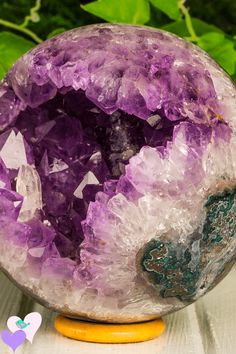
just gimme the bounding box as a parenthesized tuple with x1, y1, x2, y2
(0, 24, 236, 323)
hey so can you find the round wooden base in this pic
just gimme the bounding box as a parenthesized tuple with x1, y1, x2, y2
(54, 315, 165, 343)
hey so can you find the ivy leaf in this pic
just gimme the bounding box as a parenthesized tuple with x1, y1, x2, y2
(0, 63, 5, 79)
(81, 0, 150, 24)
(0, 31, 34, 80)
(198, 32, 236, 76)
(162, 18, 223, 38)
(149, 0, 181, 20)
(47, 27, 66, 39)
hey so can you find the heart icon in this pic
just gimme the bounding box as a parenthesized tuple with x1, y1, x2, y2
(7, 312, 42, 343)
(1, 329, 26, 352)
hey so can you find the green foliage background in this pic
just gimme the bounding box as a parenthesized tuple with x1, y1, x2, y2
(0, 0, 235, 81)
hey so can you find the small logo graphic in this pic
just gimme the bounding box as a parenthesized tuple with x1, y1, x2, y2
(1, 312, 42, 352)
(16, 320, 30, 330)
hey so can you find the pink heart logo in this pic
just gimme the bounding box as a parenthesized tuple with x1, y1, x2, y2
(7, 312, 42, 343)
(1, 329, 26, 352)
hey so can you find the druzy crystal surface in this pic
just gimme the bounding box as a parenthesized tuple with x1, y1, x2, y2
(0, 24, 236, 323)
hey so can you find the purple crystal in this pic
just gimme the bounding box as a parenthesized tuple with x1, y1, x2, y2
(0, 188, 23, 220)
(0, 24, 235, 323)
(0, 157, 11, 189)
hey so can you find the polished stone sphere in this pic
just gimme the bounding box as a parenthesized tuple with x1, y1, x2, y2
(0, 24, 235, 323)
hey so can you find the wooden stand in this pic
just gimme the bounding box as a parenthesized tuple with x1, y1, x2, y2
(54, 315, 165, 343)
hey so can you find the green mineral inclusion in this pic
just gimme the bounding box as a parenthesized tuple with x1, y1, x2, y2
(141, 189, 236, 301)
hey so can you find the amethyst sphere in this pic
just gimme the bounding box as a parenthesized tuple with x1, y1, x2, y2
(0, 24, 236, 323)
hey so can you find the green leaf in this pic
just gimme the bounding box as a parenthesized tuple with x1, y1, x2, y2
(149, 0, 181, 20)
(47, 27, 66, 39)
(0, 31, 34, 80)
(198, 32, 236, 76)
(162, 18, 223, 38)
(81, 0, 150, 24)
(0, 63, 5, 79)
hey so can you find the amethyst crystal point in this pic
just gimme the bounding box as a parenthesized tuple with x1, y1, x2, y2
(0, 24, 236, 323)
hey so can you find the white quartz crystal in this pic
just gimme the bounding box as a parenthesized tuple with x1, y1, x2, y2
(73, 171, 100, 199)
(16, 165, 43, 222)
(0, 130, 27, 169)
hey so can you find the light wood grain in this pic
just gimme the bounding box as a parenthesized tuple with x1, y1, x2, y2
(0, 267, 235, 354)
